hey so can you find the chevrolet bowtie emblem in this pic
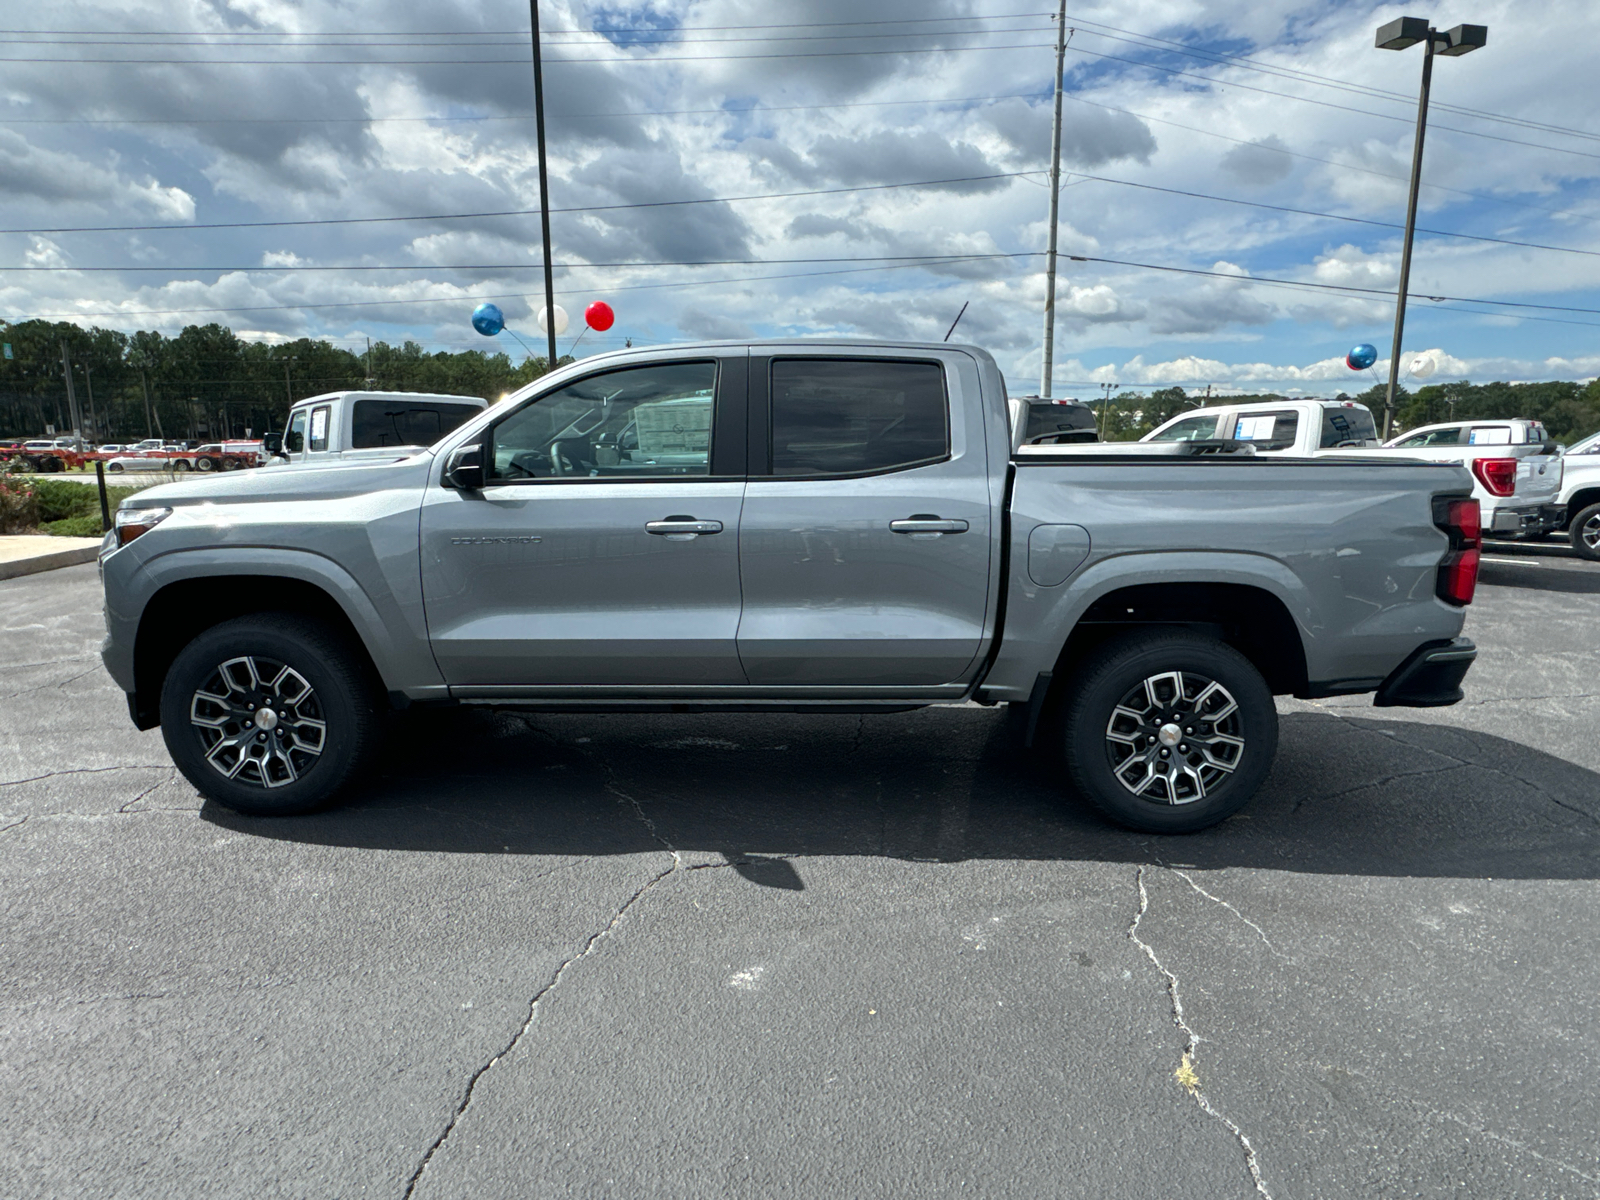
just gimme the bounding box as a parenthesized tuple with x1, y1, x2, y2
(450, 535, 542, 545)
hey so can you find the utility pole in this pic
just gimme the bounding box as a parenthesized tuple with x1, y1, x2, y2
(529, 0, 558, 374)
(1097, 381, 1119, 439)
(139, 368, 154, 438)
(83, 365, 98, 442)
(283, 358, 294, 409)
(60, 342, 82, 441)
(1039, 0, 1069, 398)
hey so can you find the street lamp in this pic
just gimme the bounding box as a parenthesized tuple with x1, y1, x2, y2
(1375, 16, 1487, 439)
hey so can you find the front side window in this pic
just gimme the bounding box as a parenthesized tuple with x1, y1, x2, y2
(769, 358, 948, 476)
(488, 361, 716, 481)
(352, 399, 482, 449)
(308, 406, 331, 452)
(1148, 414, 1220, 442)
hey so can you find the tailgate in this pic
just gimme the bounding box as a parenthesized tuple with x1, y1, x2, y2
(1514, 449, 1563, 505)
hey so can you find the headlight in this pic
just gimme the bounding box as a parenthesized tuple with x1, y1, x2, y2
(114, 506, 172, 547)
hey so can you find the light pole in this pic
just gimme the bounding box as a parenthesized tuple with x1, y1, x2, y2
(529, 0, 558, 374)
(1374, 17, 1486, 440)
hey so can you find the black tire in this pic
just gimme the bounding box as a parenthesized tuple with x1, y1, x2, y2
(1570, 502, 1600, 562)
(172, 459, 191, 472)
(195, 456, 215, 472)
(1059, 630, 1277, 834)
(107, 461, 124, 473)
(159, 613, 381, 816)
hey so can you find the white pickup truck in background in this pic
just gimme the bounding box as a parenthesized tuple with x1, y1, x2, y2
(266, 390, 488, 467)
(1144, 401, 1564, 538)
(1555, 428, 1600, 560)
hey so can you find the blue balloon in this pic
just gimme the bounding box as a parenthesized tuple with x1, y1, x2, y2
(471, 302, 505, 337)
(1346, 342, 1378, 371)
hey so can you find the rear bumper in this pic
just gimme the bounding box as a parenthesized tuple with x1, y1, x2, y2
(1488, 504, 1564, 536)
(1373, 637, 1477, 708)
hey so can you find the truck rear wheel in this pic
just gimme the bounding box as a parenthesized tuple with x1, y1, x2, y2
(159, 614, 381, 817)
(1570, 502, 1600, 562)
(1059, 631, 1277, 833)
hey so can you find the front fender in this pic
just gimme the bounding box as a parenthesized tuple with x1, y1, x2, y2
(102, 544, 443, 697)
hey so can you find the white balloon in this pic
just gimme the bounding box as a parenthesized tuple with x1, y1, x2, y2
(1408, 352, 1437, 379)
(537, 304, 569, 335)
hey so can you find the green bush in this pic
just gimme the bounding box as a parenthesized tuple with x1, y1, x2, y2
(40, 515, 107, 538)
(28, 478, 142, 524)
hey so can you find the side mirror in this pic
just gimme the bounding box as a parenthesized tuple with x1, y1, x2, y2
(444, 443, 484, 491)
(262, 432, 283, 455)
(284, 430, 304, 453)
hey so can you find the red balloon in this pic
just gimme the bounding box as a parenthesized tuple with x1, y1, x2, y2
(585, 301, 615, 332)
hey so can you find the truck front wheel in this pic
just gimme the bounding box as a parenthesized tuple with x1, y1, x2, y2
(1059, 631, 1277, 833)
(159, 614, 381, 816)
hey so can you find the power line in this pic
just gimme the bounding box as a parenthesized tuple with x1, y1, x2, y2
(1064, 44, 1600, 164)
(17, 255, 1028, 320)
(0, 253, 1037, 273)
(0, 41, 1057, 65)
(0, 171, 1032, 235)
(0, 26, 1058, 48)
(1062, 20, 1600, 146)
(1067, 174, 1600, 260)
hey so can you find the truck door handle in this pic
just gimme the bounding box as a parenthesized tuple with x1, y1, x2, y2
(890, 516, 969, 535)
(646, 516, 723, 539)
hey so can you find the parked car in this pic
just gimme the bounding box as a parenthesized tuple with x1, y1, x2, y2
(264, 391, 487, 468)
(1380, 419, 1565, 538)
(104, 453, 185, 474)
(100, 340, 1481, 833)
(1144, 405, 1562, 538)
(1554, 429, 1600, 560)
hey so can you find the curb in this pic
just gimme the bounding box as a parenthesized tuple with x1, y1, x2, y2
(0, 544, 100, 582)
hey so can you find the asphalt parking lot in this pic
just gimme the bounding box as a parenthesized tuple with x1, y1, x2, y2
(3, 553, 1598, 1199)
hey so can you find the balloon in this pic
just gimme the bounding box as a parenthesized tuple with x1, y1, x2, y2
(585, 300, 615, 332)
(1408, 352, 1437, 379)
(471, 302, 505, 337)
(1346, 343, 1378, 371)
(538, 304, 569, 335)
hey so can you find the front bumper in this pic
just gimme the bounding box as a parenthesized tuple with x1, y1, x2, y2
(1488, 504, 1565, 536)
(1373, 637, 1477, 707)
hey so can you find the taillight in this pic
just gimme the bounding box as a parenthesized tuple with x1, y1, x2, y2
(1471, 456, 1517, 497)
(1432, 497, 1481, 606)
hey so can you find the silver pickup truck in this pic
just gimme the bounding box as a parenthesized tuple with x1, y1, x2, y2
(98, 340, 1482, 833)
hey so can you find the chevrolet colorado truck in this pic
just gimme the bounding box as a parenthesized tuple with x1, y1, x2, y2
(98, 340, 1482, 833)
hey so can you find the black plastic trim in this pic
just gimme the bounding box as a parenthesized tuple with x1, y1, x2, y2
(1373, 637, 1477, 708)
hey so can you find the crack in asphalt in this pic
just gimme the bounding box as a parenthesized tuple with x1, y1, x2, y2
(402, 725, 687, 1199)
(0, 815, 25, 835)
(1166, 869, 1292, 962)
(1293, 762, 1466, 812)
(1129, 866, 1274, 1200)
(0, 665, 103, 700)
(0, 765, 173, 789)
(400, 856, 679, 1199)
(118, 770, 180, 813)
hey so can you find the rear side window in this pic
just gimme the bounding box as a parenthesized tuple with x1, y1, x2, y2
(1148, 414, 1220, 442)
(1321, 406, 1379, 448)
(1468, 426, 1512, 445)
(770, 358, 948, 476)
(1232, 410, 1299, 451)
(352, 399, 482, 449)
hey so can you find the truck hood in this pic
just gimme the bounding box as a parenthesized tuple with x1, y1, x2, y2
(121, 451, 434, 510)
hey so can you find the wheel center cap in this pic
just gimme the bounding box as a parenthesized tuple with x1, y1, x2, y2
(1158, 722, 1183, 747)
(253, 707, 279, 731)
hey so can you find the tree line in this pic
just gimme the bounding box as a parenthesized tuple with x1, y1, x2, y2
(4, 316, 1597, 446)
(0, 319, 567, 442)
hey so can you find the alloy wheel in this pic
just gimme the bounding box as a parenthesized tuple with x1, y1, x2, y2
(189, 655, 326, 788)
(1104, 670, 1245, 805)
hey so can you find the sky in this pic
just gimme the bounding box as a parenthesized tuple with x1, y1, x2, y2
(2, 0, 1598, 399)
